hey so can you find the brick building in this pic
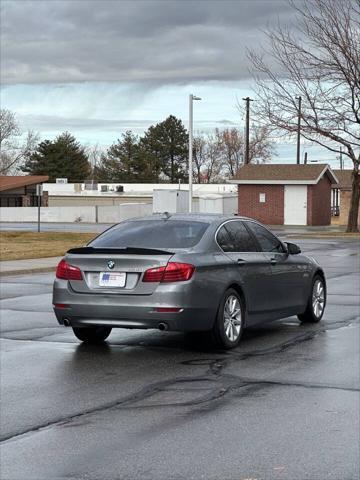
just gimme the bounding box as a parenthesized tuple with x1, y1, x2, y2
(0, 176, 49, 207)
(332, 169, 359, 226)
(230, 164, 338, 226)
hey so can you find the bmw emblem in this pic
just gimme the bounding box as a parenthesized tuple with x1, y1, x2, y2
(107, 260, 115, 270)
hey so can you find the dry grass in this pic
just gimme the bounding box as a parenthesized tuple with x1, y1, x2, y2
(0, 231, 96, 261)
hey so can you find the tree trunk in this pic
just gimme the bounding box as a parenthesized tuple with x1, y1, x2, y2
(170, 155, 174, 183)
(346, 165, 360, 233)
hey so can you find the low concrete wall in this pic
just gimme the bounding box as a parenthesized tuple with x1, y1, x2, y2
(0, 203, 152, 223)
(97, 203, 152, 223)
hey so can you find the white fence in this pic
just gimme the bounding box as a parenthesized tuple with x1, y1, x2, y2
(0, 203, 152, 224)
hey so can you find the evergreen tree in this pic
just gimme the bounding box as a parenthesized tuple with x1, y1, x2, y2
(96, 131, 142, 182)
(140, 115, 188, 183)
(22, 132, 90, 182)
(138, 128, 165, 183)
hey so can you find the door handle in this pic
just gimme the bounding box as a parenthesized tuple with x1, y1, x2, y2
(270, 258, 277, 265)
(237, 258, 246, 265)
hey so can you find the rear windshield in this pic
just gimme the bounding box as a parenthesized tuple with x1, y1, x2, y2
(89, 220, 209, 249)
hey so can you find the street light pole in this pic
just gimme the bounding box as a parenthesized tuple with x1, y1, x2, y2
(296, 96, 302, 164)
(188, 94, 201, 213)
(36, 184, 43, 233)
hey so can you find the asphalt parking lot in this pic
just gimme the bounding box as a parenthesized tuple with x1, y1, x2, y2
(0, 237, 359, 480)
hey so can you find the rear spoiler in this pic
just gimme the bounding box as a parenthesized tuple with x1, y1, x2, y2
(66, 246, 174, 255)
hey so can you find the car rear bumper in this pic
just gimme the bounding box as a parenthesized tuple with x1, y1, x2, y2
(53, 279, 217, 332)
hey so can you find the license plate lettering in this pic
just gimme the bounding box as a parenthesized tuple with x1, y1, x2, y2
(99, 272, 126, 287)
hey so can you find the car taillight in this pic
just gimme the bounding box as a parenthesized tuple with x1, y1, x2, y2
(142, 262, 195, 283)
(142, 265, 166, 282)
(56, 258, 83, 281)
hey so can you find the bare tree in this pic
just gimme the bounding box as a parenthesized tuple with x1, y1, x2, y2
(218, 126, 275, 176)
(205, 132, 224, 182)
(248, 125, 276, 164)
(193, 133, 224, 183)
(192, 136, 207, 183)
(248, 0, 360, 232)
(0, 109, 39, 174)
(193, 127, 275, 182)
(86, 143, 103, 182)
(218, 128, 244, 177)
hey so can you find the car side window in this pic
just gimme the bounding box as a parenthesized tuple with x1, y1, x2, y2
(216, 225, 235, 252)
(217, 221, 258, 252)
(245, 222, 285, 253)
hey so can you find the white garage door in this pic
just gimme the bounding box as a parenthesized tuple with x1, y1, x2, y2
(284, 185, 307, 225)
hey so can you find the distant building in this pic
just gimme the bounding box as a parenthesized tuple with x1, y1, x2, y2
(332, 169, 358, 225)
(230, 164, 338, 226)
(0, 176, 49, 207)
(42, 182, 237, 210)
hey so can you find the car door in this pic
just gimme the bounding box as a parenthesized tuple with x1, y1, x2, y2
(244, 221, 306, 311)
(216, 220, 272, 315)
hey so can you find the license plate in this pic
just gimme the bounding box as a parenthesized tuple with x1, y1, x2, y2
(99, 272, 126, 287)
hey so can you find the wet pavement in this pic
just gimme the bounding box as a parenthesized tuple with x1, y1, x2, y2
(0, 237, 359, 480)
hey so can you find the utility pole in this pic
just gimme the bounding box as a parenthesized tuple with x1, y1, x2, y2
(296, 96, 302, 164)
(188, 94, 201, 213)
(304, 152, 308, 164)
(243, 97, 253, 164)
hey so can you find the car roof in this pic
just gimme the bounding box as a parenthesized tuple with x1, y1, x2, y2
(125, 213, 253, 224)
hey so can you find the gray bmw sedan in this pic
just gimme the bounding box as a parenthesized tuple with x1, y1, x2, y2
(53, 214, 326, 349)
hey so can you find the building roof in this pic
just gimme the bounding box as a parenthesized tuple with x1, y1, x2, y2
(332, 169, 353, 190)
(0, 175, 49, 192)
(229, 164, 338, 185)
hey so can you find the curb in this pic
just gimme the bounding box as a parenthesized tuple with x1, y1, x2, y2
(0, 266, 56, 277)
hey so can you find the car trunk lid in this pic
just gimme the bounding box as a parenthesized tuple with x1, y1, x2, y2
(65, 247, 174, 295)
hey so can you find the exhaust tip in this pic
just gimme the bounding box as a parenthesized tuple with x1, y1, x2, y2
(158, 322, 169, 331)
(63, 318, 71, 327)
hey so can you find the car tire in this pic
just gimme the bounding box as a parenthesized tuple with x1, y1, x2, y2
(72, 326, 112, 344)
(298, 275, 326, 324)
(212, 288, 244, 349)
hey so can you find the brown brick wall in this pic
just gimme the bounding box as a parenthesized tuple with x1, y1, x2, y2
(307, 176, 331, 226)
(338, 190, 360, 225)
(238, 185, 284, 225)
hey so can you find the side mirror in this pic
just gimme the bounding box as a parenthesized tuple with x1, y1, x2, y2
(285, 242, 301, 255)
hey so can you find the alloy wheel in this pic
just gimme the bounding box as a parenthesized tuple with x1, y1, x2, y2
(223, 294, 242, 342)
(312, 279, 325, 318)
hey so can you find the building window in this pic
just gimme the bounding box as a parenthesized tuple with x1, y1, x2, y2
(331, 189, 340, 216)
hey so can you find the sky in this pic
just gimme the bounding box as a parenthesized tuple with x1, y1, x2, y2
(0, 0, 351, 168)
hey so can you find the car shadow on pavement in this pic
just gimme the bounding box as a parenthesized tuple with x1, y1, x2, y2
(69, 318, 303, 361)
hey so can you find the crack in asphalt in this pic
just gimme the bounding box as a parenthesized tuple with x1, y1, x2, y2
(1, 374, 358, 445)
(1, 317, 359, 445)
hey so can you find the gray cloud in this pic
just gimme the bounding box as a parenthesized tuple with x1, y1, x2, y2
(17, 114, 239, 138)
(1, 0, 294, 85)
